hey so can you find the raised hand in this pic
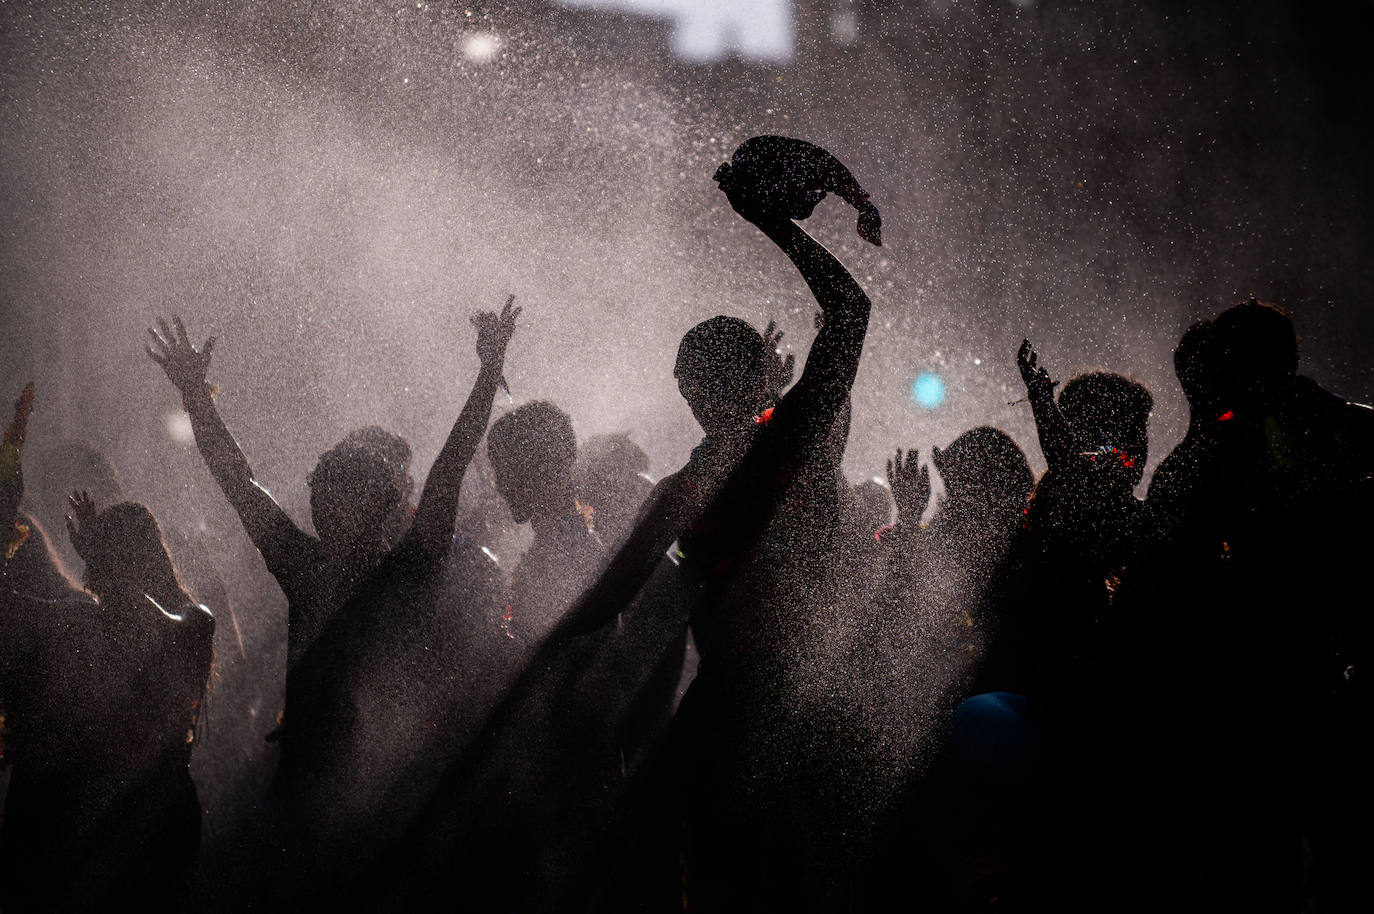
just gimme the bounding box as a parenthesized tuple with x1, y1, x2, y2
(65, 489, 99, 562)
(147, 315, 215, 397)
(410, 296, 522, 555)
(472, 294, 520, 370)
(887, 447, 930, 528)
(762, 319, 795, 401)
(1017, 338, 1053, 394)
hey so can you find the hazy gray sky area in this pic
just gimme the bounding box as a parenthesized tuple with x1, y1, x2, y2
(4, 1, 1369, 507)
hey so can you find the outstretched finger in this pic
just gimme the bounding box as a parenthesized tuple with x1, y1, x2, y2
(907, 448, 918, 469)
(173, 315, 191, 349)
(148, 325, 171, 352)
(203, 336, 216, 359)
(157, 317, 177, 350)
(145, 343, 169, 366)
(501, 294, 517, 318)
(506, 305, 522, 325)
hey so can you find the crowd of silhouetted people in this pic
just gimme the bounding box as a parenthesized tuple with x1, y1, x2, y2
(2, 147, 1371, 914)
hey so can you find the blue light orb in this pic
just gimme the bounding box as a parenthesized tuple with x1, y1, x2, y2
(911, 372, 946, 409)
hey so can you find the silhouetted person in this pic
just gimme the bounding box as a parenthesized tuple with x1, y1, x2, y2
(146, 316, 414, 755)
(942, 342, 1152, 911)
(987, 343, 1152, 716)
(856, 429, 1034, 909)
(2, 489, 212, 913)
(387, 393, 688, 912)
(426, 398, 639, 911)
(574, 432, 655, 550)
(20, 437, 235, 654)
(1123, 300, 1374, 913)
(18, 435, 248, 824)
(251, 298, 520, 904)
(387, 143, 876, 913)
(883, 428, 1033, 697)
(487, 400, 605, 642)
(549, 148, 875, 912)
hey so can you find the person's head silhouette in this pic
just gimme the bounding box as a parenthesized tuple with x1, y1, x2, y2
(1058, 372, 1153, 488)
(850, 479, 893, 531)
(1211, 299, 1298, 412)
(674, 316, 769, 438)
(486, 401, 578, 530)
(575, 433, 652, 545)
(80, 501, 190, 609)
(308, 426, 413, 552)
(932, 426, 1033, 527)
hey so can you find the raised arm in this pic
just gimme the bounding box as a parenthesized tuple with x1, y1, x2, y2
(408, 296, 519, 558)
(675, 191, 873, 571)
(558, 179, 876, 640)
(147, 316, 304, 555)
(1017, 339, 1076, 474)
(714, 158, 870, 442)
(760, 221, 870, 416)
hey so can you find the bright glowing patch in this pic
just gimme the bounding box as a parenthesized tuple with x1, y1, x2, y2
(165, 410, 195, 445)
(911, 372, 945, 409)
(462, 32, 501, 63)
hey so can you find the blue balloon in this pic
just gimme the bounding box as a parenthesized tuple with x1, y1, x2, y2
(911, 372, 945, 409)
